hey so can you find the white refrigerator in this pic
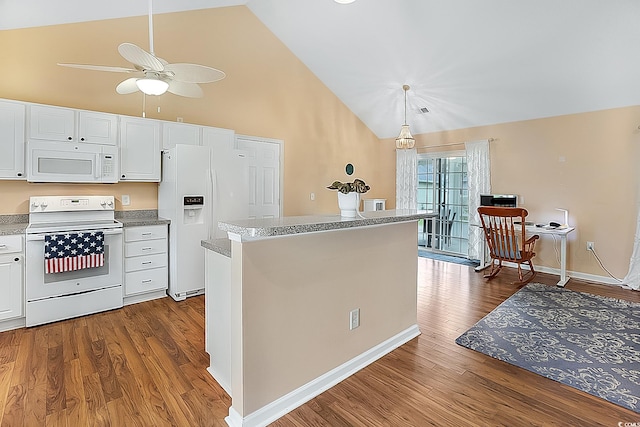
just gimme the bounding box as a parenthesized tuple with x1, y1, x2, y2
(158, 142, 249, 301)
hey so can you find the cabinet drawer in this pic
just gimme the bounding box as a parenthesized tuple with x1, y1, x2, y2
(125, 239, 166, 257)
(125, 267, 167, 296)
(124, 225, 167, 242)
(125, 253, 167, 273)
(0, 235, 23, 254)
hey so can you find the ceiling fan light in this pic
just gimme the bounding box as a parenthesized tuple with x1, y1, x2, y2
(136, 77, 169, 96)
(334, 0, 356, 3)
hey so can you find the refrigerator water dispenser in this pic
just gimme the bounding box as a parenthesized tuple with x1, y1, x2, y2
(183, 196, 205, 224)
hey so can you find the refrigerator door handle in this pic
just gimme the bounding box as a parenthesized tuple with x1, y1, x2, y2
(207, 167, 218, 240)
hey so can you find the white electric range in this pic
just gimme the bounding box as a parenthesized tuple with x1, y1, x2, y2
(25, 196, 123, 327)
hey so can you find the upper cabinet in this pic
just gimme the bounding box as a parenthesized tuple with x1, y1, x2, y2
(162, 122, 202, 149)
(29, 104, 118, 145)
(77, 111, 119, 145)
(119, 116, 161, 182)
(0, 100, 25, 179)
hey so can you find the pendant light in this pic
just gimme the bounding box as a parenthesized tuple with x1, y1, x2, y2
(395, 84, 415, 149)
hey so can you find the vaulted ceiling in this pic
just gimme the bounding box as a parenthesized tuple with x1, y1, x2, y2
(3, 0, 639, 138)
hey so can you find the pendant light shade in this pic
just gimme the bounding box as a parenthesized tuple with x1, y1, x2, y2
(395, 84, 415, 149)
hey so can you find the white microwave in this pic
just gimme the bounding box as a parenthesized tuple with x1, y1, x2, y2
(27, 140, 118, 183)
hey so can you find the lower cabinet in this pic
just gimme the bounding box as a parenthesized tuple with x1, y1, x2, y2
(124, 225, 168, 300)
(0, 235, 23, 322)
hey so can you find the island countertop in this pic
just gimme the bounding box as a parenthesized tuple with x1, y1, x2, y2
(217, 209, 436, 240)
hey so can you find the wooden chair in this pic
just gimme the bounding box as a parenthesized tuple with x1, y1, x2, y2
(477, 206, 540, 285)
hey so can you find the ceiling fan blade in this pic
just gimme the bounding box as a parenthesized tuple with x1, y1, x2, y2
(118, 42, 164, 72)
(116, 78, 140, 95)
(164, 63, 226, 83)
(57, 63, 138, 73)
(167, 80, 204, 98)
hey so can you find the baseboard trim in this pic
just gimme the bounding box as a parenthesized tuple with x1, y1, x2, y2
(224, 324, 421, 427)
(123, 290, 168, 306)
(0, 316, 25, 333)
(207, 366, 231, 397)
(501, 261, 623, 286)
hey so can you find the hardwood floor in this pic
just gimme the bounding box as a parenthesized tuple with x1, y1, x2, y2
(1, 260, 639, 426)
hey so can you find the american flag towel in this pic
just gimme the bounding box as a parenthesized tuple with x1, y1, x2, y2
(44, 231, 105, 274)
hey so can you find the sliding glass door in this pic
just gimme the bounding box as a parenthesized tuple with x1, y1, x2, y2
(417, 151, 469, 256)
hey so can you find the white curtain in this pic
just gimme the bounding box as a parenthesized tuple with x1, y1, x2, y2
(465, 140, 491, 261)
(396, 148, 417, 210)
(622, 210, 640, 290)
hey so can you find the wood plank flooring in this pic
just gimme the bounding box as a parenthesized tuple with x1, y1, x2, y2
(1, 259, 639, 426)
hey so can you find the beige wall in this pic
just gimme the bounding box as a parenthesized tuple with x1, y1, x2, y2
(382, 105, 640, 280)
(231, 221, 418, 415)
(0, 6, 391, 216)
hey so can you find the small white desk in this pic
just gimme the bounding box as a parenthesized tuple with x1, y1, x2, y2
(476, 225, 576, 287)
(529, 225, 575, 287)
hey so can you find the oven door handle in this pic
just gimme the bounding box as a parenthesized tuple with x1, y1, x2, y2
(26, 228, 123, 241)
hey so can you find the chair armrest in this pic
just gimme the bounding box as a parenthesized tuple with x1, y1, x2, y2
(523, 234, 540, 252)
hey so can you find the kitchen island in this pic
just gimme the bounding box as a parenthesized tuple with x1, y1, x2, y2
(202, 210, 435, 427)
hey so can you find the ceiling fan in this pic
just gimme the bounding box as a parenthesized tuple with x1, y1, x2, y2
(57, 0, 225, 98)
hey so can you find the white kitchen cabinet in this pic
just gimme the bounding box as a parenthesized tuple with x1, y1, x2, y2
(124, 225, 168, 298)
(77, 110, 118, 145)
(119, 116, 161, 181)
(28, 104, 118, 145)
(0, 235, 23, 322)
(29, 104, 75, 142)
(162, 121, 202, 149)
(0, 100, 25, 179)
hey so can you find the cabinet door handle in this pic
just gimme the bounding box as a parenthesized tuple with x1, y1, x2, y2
(141, 261, 152, 265)
(141, 232, 153, 236)
(141, 279, 153, 284)
(0, 244, 6, 249)
(141, 247, 153, 251)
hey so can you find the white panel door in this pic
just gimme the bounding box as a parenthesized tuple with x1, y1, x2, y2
(235, 136, 281, 219)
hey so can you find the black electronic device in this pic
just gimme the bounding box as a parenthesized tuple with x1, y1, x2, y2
(184, 196, 204, 206)
(549, 221, 561, 227)
(480, 194, 517, 207)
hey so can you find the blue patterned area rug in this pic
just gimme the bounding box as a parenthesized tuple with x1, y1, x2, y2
(456, 283, 640, 413)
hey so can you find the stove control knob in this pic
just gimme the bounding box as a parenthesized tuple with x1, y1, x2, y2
(40, 202, 48, 210)
(31, 201, 40, 210)
(100, 200, 107, 208)
(107, 200, 114, 208)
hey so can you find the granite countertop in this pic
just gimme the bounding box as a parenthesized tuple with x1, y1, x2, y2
(201, 238, 231, 257)
(0, 211, 170, 236)
(218, 209, 437, 240)
(0, 214, 29, 236)
(116, 210, 170, 227)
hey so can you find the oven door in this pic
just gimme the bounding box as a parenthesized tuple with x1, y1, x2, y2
(25, 228, 123, 301)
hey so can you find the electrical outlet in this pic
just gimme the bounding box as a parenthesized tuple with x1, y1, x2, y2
(122, 195, 130, 206)
(310, 192, 315, 201)
(349, 308, 360, 330)
(587, 241, 594, 251)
